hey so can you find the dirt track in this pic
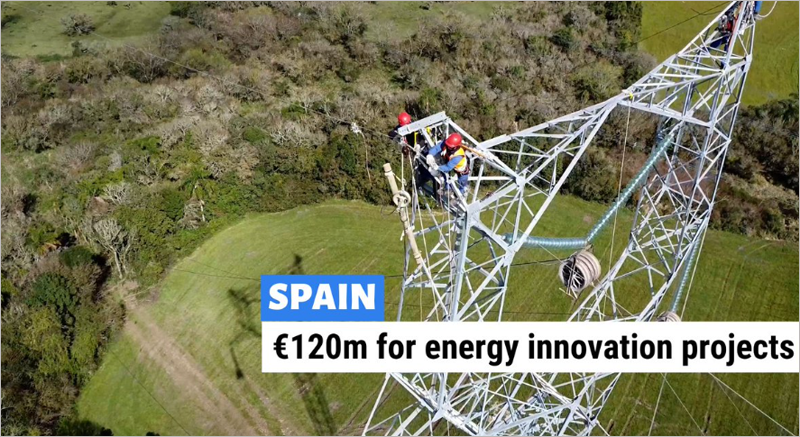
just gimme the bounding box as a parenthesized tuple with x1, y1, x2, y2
(126, 314, 277, 435)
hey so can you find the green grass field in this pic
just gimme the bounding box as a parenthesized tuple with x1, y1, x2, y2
(1, 1, 170, 58)
(77, 198, 799, 435)
(641, 1, 799, 105)
(361, 1, 506, 42)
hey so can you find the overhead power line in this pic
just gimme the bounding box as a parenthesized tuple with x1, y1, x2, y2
(636, 2, 728, 45)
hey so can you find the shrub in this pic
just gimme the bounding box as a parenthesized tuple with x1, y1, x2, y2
(563, 7, 597, 30)
(169, 1, 209, 21)
(732, 96, 799, 192)
(392, 57, 431, 89)
(29, 273, 78, 325)
(160, 188, 186, 221)
(110, 45, 168, 83)
(60, 246, 96, 268)
(243, 126, 268, 144)
(1, 59, 30, 107)
(525, 35, 553, 58)
(173, 48, 230, 78)
(65, 55, 109, 84)
(61, 13, 95, 36)
(597, 2, 642, 50)
(418, 87, 443, 112)
(550, 27, 577, 52)
(619, 51, 656, 87)
(281, 102, 307, 121)
(316, 4, 368, 46)
(336, 59, 360, 83)
(57, 142, 97, 173)
(566, 148, 618, 202)
(221, 66, 268, 101)
(129, 136, 161, 154)
(2, 277, 19, 307)
(26, 222, 61, 250)
(571, 62, 622, 102)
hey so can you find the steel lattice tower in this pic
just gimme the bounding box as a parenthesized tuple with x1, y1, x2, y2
(365, 2, 759, 435)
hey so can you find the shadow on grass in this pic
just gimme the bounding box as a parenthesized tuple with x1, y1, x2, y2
(57, 418, 113, 436)
(227, 285, 260, 379)
(283, 254, 335, 434)
(226, 253, 306, 379)
(293, 373, 336, 436)
(228, 254, 335, 434)
(287, 253, 304, 275)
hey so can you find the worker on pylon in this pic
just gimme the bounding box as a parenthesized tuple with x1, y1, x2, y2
(427, 133, 470, 195)
(389, 112, 415, 156)
(710, 5, 737, 53)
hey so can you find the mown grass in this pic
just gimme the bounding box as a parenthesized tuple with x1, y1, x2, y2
(76, 335, 220, 436)
(1, 1, 171, 58)
(77, 198, 798, 436)
(361, 1, 511, 42)
(640, 1, 799, 106)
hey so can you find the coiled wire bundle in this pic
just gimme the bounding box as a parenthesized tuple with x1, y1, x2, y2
(558, 250, 601, 297)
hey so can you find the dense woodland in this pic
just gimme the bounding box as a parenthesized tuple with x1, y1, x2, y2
(1, 2, 797, 434)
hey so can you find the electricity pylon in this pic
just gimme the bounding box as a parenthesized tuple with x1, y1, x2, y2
(365, 2, 758, 435)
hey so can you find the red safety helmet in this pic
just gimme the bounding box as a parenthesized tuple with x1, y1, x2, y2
(445, 133, 463, 149)
(398, 112, 412, 127)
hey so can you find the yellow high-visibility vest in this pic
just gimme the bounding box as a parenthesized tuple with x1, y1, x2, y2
(444, 147, 468, 174)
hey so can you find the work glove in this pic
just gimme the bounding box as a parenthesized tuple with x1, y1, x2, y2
(428, 165, 441, 177)
(425, 154, 437, 168)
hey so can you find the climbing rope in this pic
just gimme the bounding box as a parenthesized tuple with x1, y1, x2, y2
(608, 94, 633, 272)
(351, 122, 373, 183)
(757, 1, 777, 19)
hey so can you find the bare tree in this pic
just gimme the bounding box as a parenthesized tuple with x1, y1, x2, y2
(1, 183, 28, 219)
(102, 181, 132, 206)
(179, 182, 207, 229)
(82, 218, 135, 277)
(109, 43, 167, 83)
(1, 217, 34, 275)
(179, 198, 206, 229)
(57, 142, 96, 173)
(108, 151, 123, 171)
(136, 159, 167, 186)
(60, 13, 95, 36)
(0, 60, 35, 108)
(153, 115, 198, 149)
